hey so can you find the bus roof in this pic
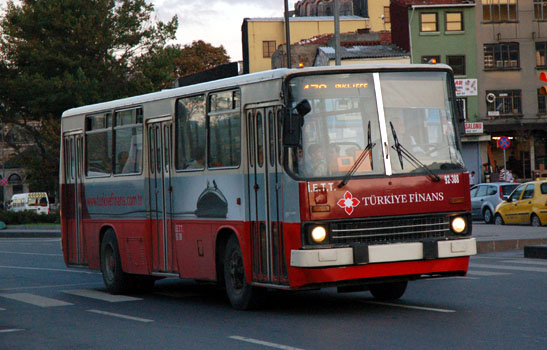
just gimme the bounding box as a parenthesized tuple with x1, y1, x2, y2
(61, 64, 452, 119)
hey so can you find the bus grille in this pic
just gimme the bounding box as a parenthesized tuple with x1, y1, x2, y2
(330, 215, 450, 245)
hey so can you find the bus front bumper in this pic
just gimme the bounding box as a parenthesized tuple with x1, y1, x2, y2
(290, 238, 476, 268)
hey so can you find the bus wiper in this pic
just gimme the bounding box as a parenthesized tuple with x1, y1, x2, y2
(389, 122, 441, 182)
(339, 121, 375, 188)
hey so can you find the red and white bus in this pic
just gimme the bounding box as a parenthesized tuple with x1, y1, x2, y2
(61, 64, 476, 309)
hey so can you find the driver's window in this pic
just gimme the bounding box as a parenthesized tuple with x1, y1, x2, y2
(522, 184, 535, 200)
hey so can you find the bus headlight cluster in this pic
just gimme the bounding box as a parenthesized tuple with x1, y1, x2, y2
(451, 216, 467, 234)
(311, 226, 327, 243)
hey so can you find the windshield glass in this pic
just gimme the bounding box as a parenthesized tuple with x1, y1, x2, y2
(286, 70, 464, 180)
(287, 73, 384, 178)
(381, 71, 464, 174)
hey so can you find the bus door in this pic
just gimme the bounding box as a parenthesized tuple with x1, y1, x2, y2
(147, 118, 176, 273)
(63, 132, 86, 265)
(247, 106, 286, 284)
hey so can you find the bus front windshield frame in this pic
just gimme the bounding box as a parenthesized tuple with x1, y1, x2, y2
(285, 70, 465, 180)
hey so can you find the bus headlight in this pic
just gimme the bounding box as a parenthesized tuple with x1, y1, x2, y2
(451, 217, 467, 234)
(311, 226, 327, 243)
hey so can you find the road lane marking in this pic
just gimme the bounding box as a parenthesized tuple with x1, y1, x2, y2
(0, 293, 73, 307)
(363, 301, 456, 313)
(470, 263, 547, 273)
(229, 336, 306, 350)
(0, 329, 24, 333)
(467, 270, 511, 276)
(0, 265, 99, 274)
(87, 309, 153, 323)
(0, 307, 5, 311)
(63, 289, 142, 302)
(501, 259, 547, 266)
(0, 251, 63, 257)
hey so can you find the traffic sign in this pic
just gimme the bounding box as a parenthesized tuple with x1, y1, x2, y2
(498, 136, 511, 149)
(0, 178, 7, 187)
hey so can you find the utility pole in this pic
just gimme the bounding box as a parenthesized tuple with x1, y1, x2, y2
(284, 0, 292, 68)
(334, 0, 341, 66)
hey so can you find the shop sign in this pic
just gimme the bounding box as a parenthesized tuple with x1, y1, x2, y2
(455, 79, 478, 97)
(465, 122, 483, 134)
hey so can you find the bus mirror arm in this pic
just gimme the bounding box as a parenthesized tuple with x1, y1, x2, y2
(283, 99, 311, 147)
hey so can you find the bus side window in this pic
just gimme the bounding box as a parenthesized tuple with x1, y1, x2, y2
(175, 95, 206, 171)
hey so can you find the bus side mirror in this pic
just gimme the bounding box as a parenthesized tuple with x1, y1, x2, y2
(283, 99, 311, 147)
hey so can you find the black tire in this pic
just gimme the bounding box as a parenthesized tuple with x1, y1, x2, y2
(223, 235, 260, 310)
(369, 281, 408, 301)
(100, 229, 133, 294)
(494, 214, 505, 226)
(531, 214, 542, 227)
(483, 208, 493, 224)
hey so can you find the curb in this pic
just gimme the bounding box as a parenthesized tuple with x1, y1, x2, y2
(0, 230, 61, 238)
(477, 238, 547, 254)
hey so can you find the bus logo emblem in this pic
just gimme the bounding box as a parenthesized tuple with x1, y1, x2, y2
(337, 191, 360, 215)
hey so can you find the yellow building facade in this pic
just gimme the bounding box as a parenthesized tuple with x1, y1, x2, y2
(241, 2, 391, 73)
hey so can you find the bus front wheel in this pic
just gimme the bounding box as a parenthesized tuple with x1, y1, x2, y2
(100, 229, 133, 294)
(223, 235, 260, 310)
(369, 281, 408, 301)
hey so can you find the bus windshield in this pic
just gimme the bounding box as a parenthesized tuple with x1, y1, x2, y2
(286, 71, 464, 180)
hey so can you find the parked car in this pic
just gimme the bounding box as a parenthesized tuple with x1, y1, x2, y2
(494, 180, 547, 227)
(470, 182, 519, 224)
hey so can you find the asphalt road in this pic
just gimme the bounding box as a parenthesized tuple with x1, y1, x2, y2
(1, 236, 546, 350)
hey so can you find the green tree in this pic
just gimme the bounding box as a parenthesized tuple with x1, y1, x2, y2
(0, 0, 178, 199)
(134, 41, 231, 90)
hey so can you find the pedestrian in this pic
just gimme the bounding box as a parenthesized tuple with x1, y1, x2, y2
(505, 169, 514, 182)
(469, 170, 477, 186)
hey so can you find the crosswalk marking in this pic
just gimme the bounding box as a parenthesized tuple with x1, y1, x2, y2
(0, 293, 73, 307)
(63, 289, 142, 302)
(501, 259, 547, 266)
(467, 270, 511, 276)
(87, 309, 153, 323)
(470, 263, 547, 273)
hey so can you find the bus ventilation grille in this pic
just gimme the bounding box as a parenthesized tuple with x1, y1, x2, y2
(330, 215, 450, 245)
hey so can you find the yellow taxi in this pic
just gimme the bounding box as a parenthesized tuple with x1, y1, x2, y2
(494, 180, 547, 227)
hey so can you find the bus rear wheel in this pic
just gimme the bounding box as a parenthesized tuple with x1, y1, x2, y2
(100, 229, 133, 294)
(223, 235, 260, 310)
(369, 281, 408, 301)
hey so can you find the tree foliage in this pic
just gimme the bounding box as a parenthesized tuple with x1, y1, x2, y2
(135, 41, 231, 90)
(0, 0, 178, 198)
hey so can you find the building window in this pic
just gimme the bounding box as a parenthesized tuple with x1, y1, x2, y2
(421, 55, 440, 64)
(447, 55, 466, 76)
(420, 13, 438, 32)
(483, 43, 519, 69)
(486, 90, 522, 116)
(534, 0, 547, 20)
(536, 42, 547, 67)
(445, 12, 463, 31)
(482, 0, 517, 22)
(263, 41, 276, 58)
(538, 89, 547, 114)
(383, 6, 391, 23)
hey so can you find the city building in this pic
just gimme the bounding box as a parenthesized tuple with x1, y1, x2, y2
(391, 0, 485, 180)
(476, 0, 547, 180)
(241, 0, 391, 73)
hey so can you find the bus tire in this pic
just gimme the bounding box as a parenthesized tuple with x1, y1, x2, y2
(223, 235, 260, 310)
(369, 281, 408, 301)
(100, 229, 133, 294)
